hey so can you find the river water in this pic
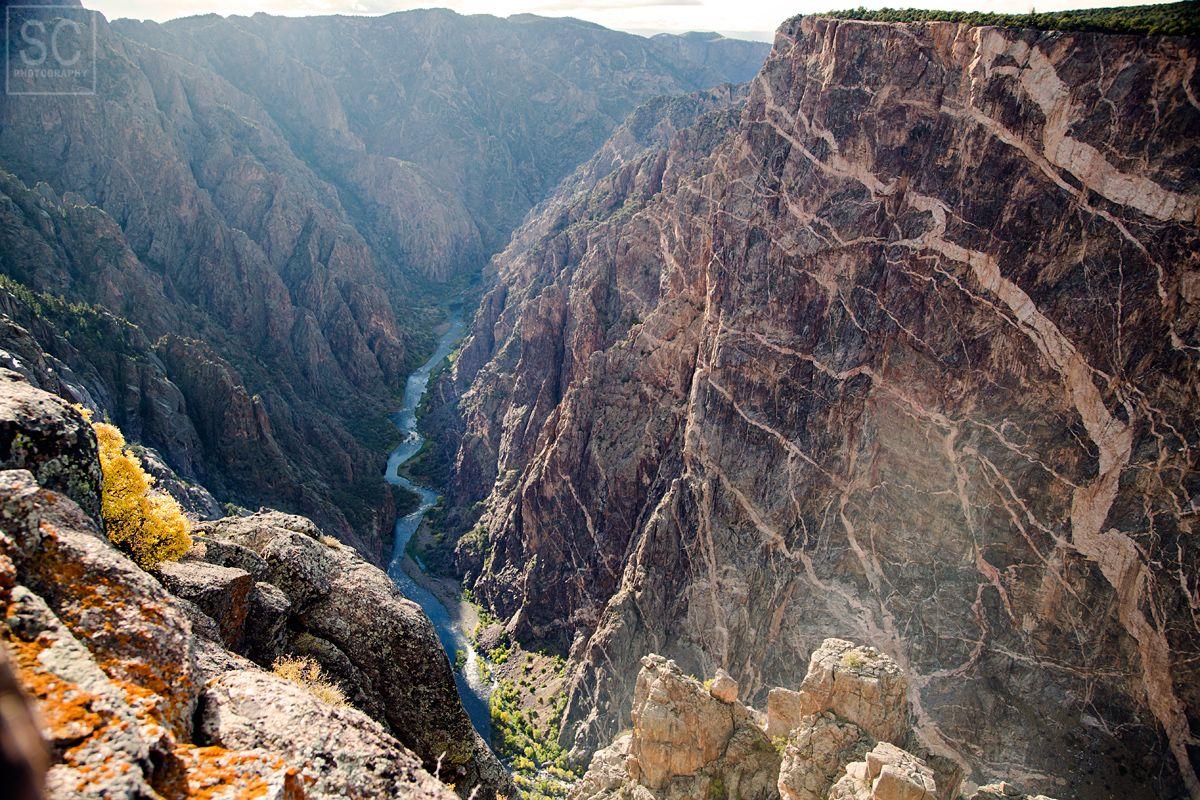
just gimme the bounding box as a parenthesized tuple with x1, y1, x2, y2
(384, 316, 493, 740)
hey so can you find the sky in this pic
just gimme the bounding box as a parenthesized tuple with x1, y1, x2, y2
(84, 0, 1173, 41)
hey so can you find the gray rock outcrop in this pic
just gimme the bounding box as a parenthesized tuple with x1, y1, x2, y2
(189, 511, 513, 798)
(0, 372, 495, 799)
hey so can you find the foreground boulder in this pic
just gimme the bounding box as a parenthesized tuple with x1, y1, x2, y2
(191, 512, 513, 798)
(0, 367, 100, 517)
(157, 559, 254, 648)
(0, 644, 45, 800)
(200, 670, 455, 799)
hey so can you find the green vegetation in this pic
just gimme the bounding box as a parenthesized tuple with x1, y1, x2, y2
(0, 274, 143, 357)
(464, 587, 501, 639)
(398, 437, 454, 487)
(841, 649, 867, 669)
(490, 680, 578, 799)
(490, 637, 513, 666)
(408, 500, 488, 577)
(222, 501, 250, 517)
(393, 483, 422, 517)
(412, 338, 463, 425)
(819, 2, 1199, 36)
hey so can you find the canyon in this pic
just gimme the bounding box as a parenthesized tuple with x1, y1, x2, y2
(0, 0, 767, 560)
(437, 13, 1200, 800)
(0, 2, 1197, 799)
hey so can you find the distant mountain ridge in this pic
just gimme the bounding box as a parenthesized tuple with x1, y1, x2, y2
(114, 8, 770, 258)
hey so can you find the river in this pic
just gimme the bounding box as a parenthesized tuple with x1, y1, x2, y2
(384, 316, 493, 740)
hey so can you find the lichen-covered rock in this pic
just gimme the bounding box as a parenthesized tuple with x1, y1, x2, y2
(0, 372, 484, 798)
(197, 512, 334, 611)
(157, 560, 254, 649)
(0, 469, 201, 737)
(0, 369, 100, 518)
(244, 581, 291, 665)
(170, 744, 306, 800)
(187, 534, 271, 580)
(5, 585, 167, 799)
(0, 642, 46, 800)
(198, 669, 456, 800)
(286, 630, 386, 723)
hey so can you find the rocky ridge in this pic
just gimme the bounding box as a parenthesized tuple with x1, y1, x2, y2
(0, 370, 511, 798)
(113, 11, 770, 254)
(569, 638, 1044, 800)
(441, 16, 1199, 799)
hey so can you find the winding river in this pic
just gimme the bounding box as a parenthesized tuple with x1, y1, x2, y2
(384, 316, 493, 740)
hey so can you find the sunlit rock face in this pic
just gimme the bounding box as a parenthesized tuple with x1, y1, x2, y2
(448, 17, 1199, 799)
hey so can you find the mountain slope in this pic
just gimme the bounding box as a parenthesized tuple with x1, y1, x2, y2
(0, 3, 768, 559)
(113, 10, 770, 255)
(444, 17, 1199, 799)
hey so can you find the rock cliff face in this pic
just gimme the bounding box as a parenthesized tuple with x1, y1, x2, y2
(0, 372, 510, 799)
(569, 639, 999, 800)
(446, 17, 1199, 799)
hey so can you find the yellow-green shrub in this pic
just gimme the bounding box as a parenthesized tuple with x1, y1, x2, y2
(87, 413, 192, 569)
(272, 655, 348, 708)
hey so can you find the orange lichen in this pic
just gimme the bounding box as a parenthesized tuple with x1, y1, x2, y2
(171, 744, 308, 800)
(5, 633, 105, 743)
(26, 521, 194, 737)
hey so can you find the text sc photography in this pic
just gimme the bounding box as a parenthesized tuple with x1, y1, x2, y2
(6, 5, 97, 95)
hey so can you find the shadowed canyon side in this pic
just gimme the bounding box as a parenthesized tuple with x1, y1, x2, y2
(0, 1, 769, 563)
(442, 17, 1199, 800)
